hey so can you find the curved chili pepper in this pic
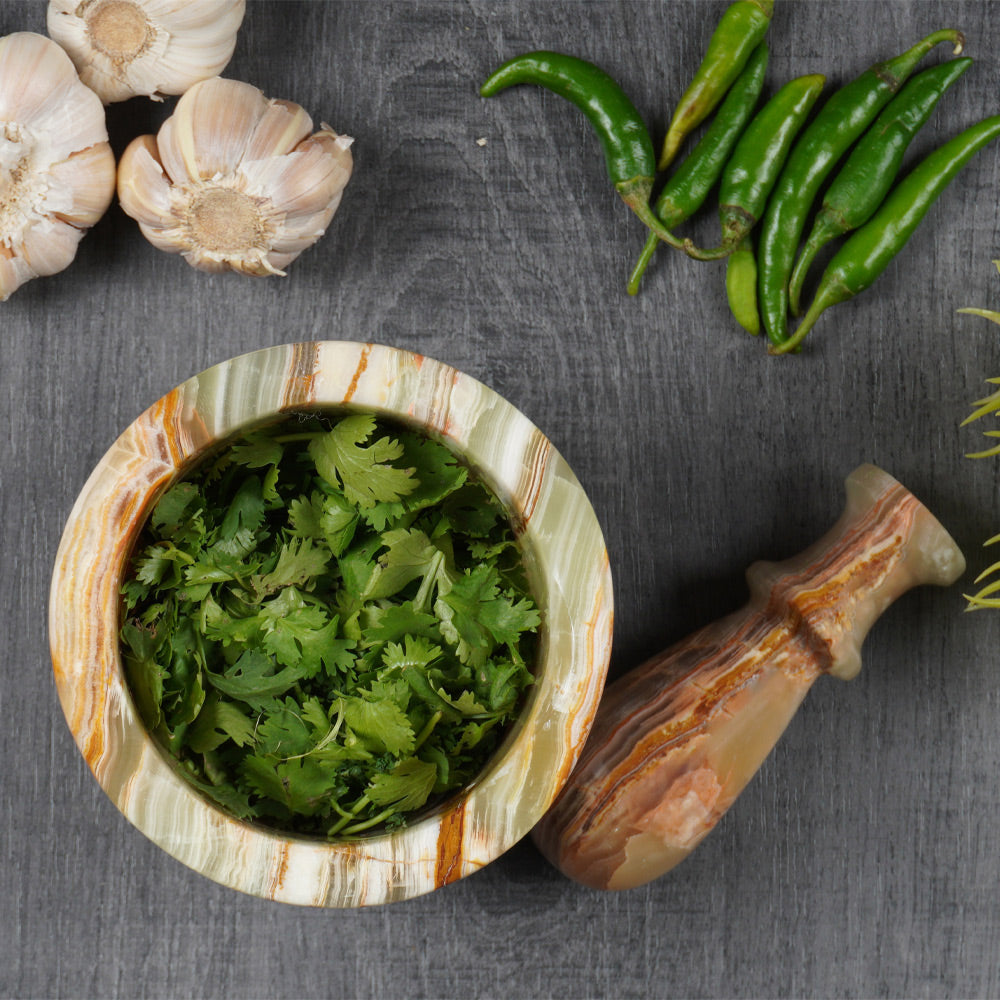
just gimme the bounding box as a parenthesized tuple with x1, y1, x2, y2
(757, 28, 965, 346)
(686, 72, 825, 262)
(659, 0, 775, 170)
(788, 56, 972, 315)
(725, 234, 760, 335)
(627, 42, 768, 296)
(480, 51, 690, 253)
(771, 114, 1000, 356)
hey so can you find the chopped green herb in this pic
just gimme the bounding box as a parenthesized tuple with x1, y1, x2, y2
(120, 413, 539, 837)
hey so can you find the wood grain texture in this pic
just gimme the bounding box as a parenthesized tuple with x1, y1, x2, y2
(5, 0, 1000, 996)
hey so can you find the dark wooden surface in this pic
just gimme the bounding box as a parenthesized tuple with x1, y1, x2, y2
(5, 1, 1000, 996)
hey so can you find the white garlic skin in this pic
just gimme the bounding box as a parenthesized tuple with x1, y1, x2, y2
(117, 77, 354, 277)
(47, 0, 246, 105)
(0, 32, 116, 301)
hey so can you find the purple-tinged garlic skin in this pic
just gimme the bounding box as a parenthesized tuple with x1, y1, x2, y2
(116, 77, 353, 276)
(532, 465, 965, 892)
(0, 32, 115, 300)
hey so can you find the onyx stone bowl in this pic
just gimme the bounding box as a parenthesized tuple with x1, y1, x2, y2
(49, 342, 613, 906)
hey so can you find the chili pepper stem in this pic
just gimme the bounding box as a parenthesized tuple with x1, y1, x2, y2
(628, 232, 661, 295)
(619, 180, 693, 254)
(683, 240, 733, 262)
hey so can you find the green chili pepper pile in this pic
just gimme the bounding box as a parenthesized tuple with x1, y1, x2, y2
(480, 2, 1000, 355)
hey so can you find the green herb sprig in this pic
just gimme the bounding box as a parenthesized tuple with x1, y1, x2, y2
(120, 412, 539, 837)
(960, 264, 1000, 610)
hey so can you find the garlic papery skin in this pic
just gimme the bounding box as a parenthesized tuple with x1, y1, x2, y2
(117, 77, 354, 277)
(0, 32, 116, 301)
(47, 0, 246, 105)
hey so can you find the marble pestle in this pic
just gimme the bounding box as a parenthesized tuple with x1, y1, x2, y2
(532, 464, 966, 891)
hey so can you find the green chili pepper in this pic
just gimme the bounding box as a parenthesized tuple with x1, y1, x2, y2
(771, 114, 1000, 356)
(686, 72, 826, 262)
(788, 56, 972, 315)
(757, 28, 965, 346)
(481, 50, 690, 253)
(659, 0, 775, 170)
(725, 234, 761, 335)
(627, 42, 768, 296)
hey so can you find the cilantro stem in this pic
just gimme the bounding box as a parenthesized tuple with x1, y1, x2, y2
(327, 793, 371, 836)
(413, 550, 445, 612)
(413, 710, 443, 751)
(338, 806, 398, 836)
(158, 540, 196, 565)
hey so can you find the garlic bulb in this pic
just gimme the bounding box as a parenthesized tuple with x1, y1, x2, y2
(0, 32, 116, 301)
(46, 0, 246, 104)
(117, 77, 354, 277)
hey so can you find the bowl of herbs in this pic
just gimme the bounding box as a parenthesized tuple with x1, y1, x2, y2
(49, 341, 613, 906)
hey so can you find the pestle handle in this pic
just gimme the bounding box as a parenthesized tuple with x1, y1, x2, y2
(746, 464, 966, 680)
(532, 465, 965, 891)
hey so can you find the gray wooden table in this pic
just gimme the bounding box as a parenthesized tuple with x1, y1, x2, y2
(5, 1, 1000, 996)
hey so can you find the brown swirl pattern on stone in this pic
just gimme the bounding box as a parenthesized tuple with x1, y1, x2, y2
(532, 465, 964, 892)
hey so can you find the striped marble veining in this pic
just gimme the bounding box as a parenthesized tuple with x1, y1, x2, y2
(49, 342, 613, 907)
(532, 465, 964, 892)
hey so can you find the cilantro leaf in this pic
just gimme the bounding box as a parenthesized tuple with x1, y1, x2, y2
(254, 697, 313, 758)
(308, 414, 417, 509)
(477, 594, 541, 648)
(367, 758, 437, 813)
(320, 490, 359, 556)
(342, 696, 415, 756)
(187, 694, 255, 753)
(151, 481, 202, 535)
(219, 476, 265, 543)
(249, 537, 330, 599)
(363, 432, 469, 530)
(361, 601, 441, 646)
(362, 528, 447, 601)
(121, 620, 167, 730)
(206, 649, 305, 711)
(229, 431, 283, 470)
(241, 755, 339, 816)
(434, 564, 501, 662)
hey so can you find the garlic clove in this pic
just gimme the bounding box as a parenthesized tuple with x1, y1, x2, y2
(10, 75, 110, 164)
(116, 76, 354, 278)
(46, 0, 245, 105)
(0, 251, 32, 302)
(0, 30, 78, 123)
(0, 32, 115, 300)
(20, 215, 85, 278)
(136, 0, 244, 32)
(242, 131, 355, 221)
(49, 144, 120, 227)
(150, 113, 185, 185)
(160, 76, 268, 181)
(117, 134, 174, 226)
(244, 100, 315, 162)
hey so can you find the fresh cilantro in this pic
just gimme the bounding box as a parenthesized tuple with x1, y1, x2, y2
(119, 412, 538, 839)
(308, 413, 417, 509)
